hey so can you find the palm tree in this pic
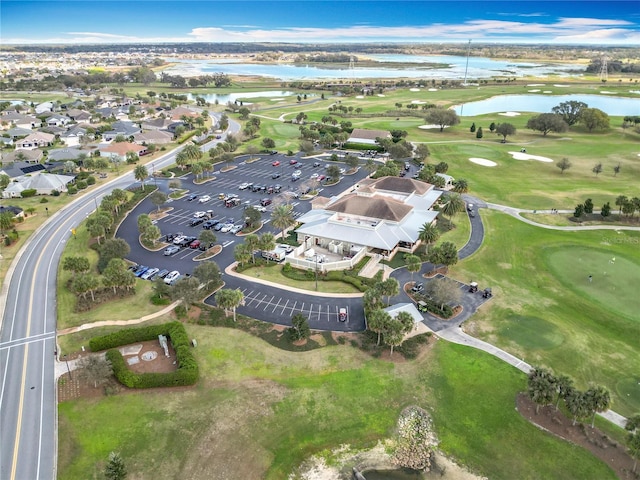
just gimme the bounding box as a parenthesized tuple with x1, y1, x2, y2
(214, 288, 245, 322)
(258, 233, 275, 253)
(244, 234, 260, 263)
(405, 254, 421, 282)
(134, 165, 148, 187)
(367, 309, 391, 346)
(586, 386, 611, 428)
(418, 222, 440, 251)
(191, 162, 203, 181)
(379, 278, 399, 305)
(527, 367, 556, 414)
(234, 243, 252, 266)
(271, 205, 296, 241)
(452, 179, 469, 193)
(554, 374, 574, 410)
(441, 193, 466, 219)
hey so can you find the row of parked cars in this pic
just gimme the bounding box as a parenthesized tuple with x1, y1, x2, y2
(128, 264, 181, 285)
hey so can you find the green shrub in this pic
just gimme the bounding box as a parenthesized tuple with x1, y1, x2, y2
(39, 197, 49, 203)
(52, 190, 60, 196)
(86, 176, 96, 185)
(67, 186, 77, 195)
(76, 180, 87, 190)
(20, 189, 37, 198)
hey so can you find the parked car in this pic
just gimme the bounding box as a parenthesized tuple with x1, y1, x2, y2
(318, 175, 326, 181)
(214, 222, 225, 231)
(190, 218, 205, 227)
(155, 269, 170, 279)
(202, 219, 218, 229)
(173, 235, 186, 245)
(269, 150, 278, 155)
(404, 162, 411, 171)
(193, 211, 207, 218)
(310, 173, 319, 179)
(220, 223, 234, 233)
(190, 240, 201, 249)
(164, 270, 181, 285)
(289, 159, 298, 165)
(313, 161, 321, 167)
(187, 194, 198, 201)
(272, 160, 280, 166)
(198, 195, 211, 203)
(339, 308, 347, 322)
(273, 184, 282, 193)
(164, 245, 180, 256)
(198, 242, 215, 251)
(411, 282, 424, 293)
(260, 198, 272, 207)
(271, 172, 281, 179)
(230, 224, 243, 234)
(238, 182, 250, 190)
(254, 205, 267, 213)
(178, 236, 196, 247)
(141, 267, 159, 280)
(134, 266, 149, 277)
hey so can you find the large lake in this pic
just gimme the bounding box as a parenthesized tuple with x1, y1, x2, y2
(455, 94, 640, 116)
(185, 90, 298, 104)
(164, 54, 582, 81)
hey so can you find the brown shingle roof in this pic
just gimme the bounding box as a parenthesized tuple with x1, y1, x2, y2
(349, 128, 391, 141)
(100, 142, 147, 155)
(326, 193, 412, 222)
(369, 176, 432, 195)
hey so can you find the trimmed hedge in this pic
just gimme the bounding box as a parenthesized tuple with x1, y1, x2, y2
(92, 322, 199, 388)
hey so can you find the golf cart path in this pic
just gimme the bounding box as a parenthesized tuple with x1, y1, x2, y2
(488, 203, 640, 231)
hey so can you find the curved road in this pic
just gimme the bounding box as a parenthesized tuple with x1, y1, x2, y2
(0, 118, 237, 480)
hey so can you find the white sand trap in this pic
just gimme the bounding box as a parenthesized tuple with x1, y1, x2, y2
(528, 89, 540, 93)
(509, 151, 553, 163)
(270, 98, 285, 101)
(469, 157, 497, 167)
(630, 90, 640, 94)
(355, 95, 364, 99)
(419, 124, 448, 130)
(411, 100, 426, 104)
(499, 111, 521, 117)
(554, 84, 570, 87)
(600, 91, 615, 94)
(377, 94, 386, 97)
(543, 90, 552, 93)
(527, 83, 545, 87)
(559, 137, 573, 141)
(410, 88, 421, 92)
(428, 88, 438, 91)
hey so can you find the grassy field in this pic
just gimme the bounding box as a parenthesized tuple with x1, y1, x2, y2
(238, 264, 362, 293)
(57, 326, 617, 480)
(452, 210, 640, 416)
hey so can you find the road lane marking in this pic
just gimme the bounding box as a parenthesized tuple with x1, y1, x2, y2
(0, 332, 56, 350)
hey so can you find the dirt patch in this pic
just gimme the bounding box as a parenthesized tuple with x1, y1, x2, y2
(516, 392, 637, 479)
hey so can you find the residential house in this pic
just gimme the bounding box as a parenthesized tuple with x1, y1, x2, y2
(133, 130, 173, 145)
(2, 172, 75, 198)
(1, 149, 43, 166)
(347, 128, 392, 145)
(141, 117, 174, 131)
(35, 101, 55, 114)
(1, 113, 41, 130)
(5, 127, 34, 140)
(295, 176, 442, 262)
(60, 125, 88, 147)
(99, 142, 148, 162)
(382, 303, 424, 329)
(0, 205, 24, 218)
(102, 121, 141, 142)
(66, 109, 92, 122)
(15, 132, 55, 150)
(46, 115, 71, 128)
(169, 106, 199, 121)
(0, 161, 47, 179)
(47, 147, 90, 162)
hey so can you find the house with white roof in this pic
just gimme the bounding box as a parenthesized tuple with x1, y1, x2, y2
(2, 172, 74, 198)
(295, 176, 442, 262)
(15, 132, 55, 150)
(347, 128, 392, 145)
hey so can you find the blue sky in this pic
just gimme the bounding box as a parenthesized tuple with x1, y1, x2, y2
(2, 1, 639, 45)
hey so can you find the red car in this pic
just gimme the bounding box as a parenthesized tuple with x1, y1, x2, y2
(189, 240, 201, 249)
(318, 174, 326, 181)
(289, 159, 298, 165)
(272, 161, 280, 166)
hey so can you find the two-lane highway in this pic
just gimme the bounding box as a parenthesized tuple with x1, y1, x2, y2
(0, 120, 235, 479)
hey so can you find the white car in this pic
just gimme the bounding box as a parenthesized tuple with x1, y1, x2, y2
(310, 173, 319, 179)
(238, 183, 250, 190)
(230, 224, 243, 234)
(164, 270, 181, 285)
(220, 223, 234, 233)
(254, 205, 267, 213)
(198, 195, 211, 203)
(292, 170, 302, 177)
(172, 235, 186, 245)
(193, 211, 206, 218)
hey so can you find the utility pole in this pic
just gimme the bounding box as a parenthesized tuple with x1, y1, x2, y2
(463, 39, 472, 86)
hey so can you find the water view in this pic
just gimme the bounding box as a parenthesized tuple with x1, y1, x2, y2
(163, 54, 583, 81)
(185, 90, 297, 104)
(454, 94, 640, 116)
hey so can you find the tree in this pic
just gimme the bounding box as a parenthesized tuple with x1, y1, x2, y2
(246, 145, 260, 161)
(379, 278, 399, 305)
(193, 260, 221, 287)
(489, 122, 496, 132)
(556, 157, 572, 174)
(147, 191, 167, 213)
(191, 162, 203, 181)
(214, 288, 244, 321)
(0, 173, 11, 189)
(244, 206, 261, 229)
(243, 234, 260, 264)
(289, 313, 311, 341)
(600, 202, 611, 218)
(452, 179, 468, 193)
(579, 108, 610, 132)
(104, 451, 127, 480)
(476, 126, 483, 139)
(76, 355, 112, 389)
(414, 144, 430, 163)
(171, 276, 201, 312)
(592, 163, 603, 176)
(554, 374, 574, 410)
(125, 151, 139, 164)
(62, 256, 90, 273)
(367, 308, 391, 346)
(434, 161, 449, 174)
(527, 367, 556, 414)
(198, 229, 217, 249)
(299, 140, 315, 155)
(526, 113, 569, 136)
(425, 276, 461, 311)
(234, 243, 252, 266)
(613, 164, 621, 177)
(470, 122, 476, 133)
(428, 242, 458, 271)
(98, 238, 130, 272)
(238, 106, 251, 119)
(565, 389, 590, 426)
(258, 233, 275, 253)
(345, 155, 359, 171)
(574, 204, 584, 218)
(87, 213, 112, 245)
(0, 211, 14, 234)
(418, 222, 440, 251)
(424, 108, 460, 132)
(182, 143, 203, 163)
(385, 312, 414, 356)
(585, 386, 610, 428)
(405, 254, 421, 282)
(626, 415, 640, 473)
(271, 205, 295, 240)
(615, 195, 628, 214)
(102, 258, 136, 294)
(495, 123, 516, 141)
(552, 100, 587, 126)
(261, 137, 276, 149)
(440, 193, 466, 219)
(71, 272, 99, 302)
(326, 164, 342, 182)
(133, 165, 148, 187)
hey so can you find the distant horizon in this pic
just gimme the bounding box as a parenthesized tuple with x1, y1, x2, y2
(1, 1, 639, 46)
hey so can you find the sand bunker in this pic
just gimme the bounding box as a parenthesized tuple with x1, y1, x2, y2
(377, 94, 386, 97)
(527, 83, 545, 87)
(469, 157, 497, 167)
(543, 90, 552, 93)
(419, 124, 448, 130)
(355, 95, 364, 99)
(410, 88, 421, 92)
(428, 88, 438, 91)
(411, 100, 426, 104)
(509, 151, 553, 163)
(554, 84, 570, 88)
(528, 89, 540, 93)
(499, 111, 521, 117)
(600, 91, 615, 94)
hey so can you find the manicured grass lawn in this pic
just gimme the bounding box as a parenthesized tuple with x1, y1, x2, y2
(57, 327, 617, 480)
(452, 210, 640, 416)
(239, 264, 361, 294)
